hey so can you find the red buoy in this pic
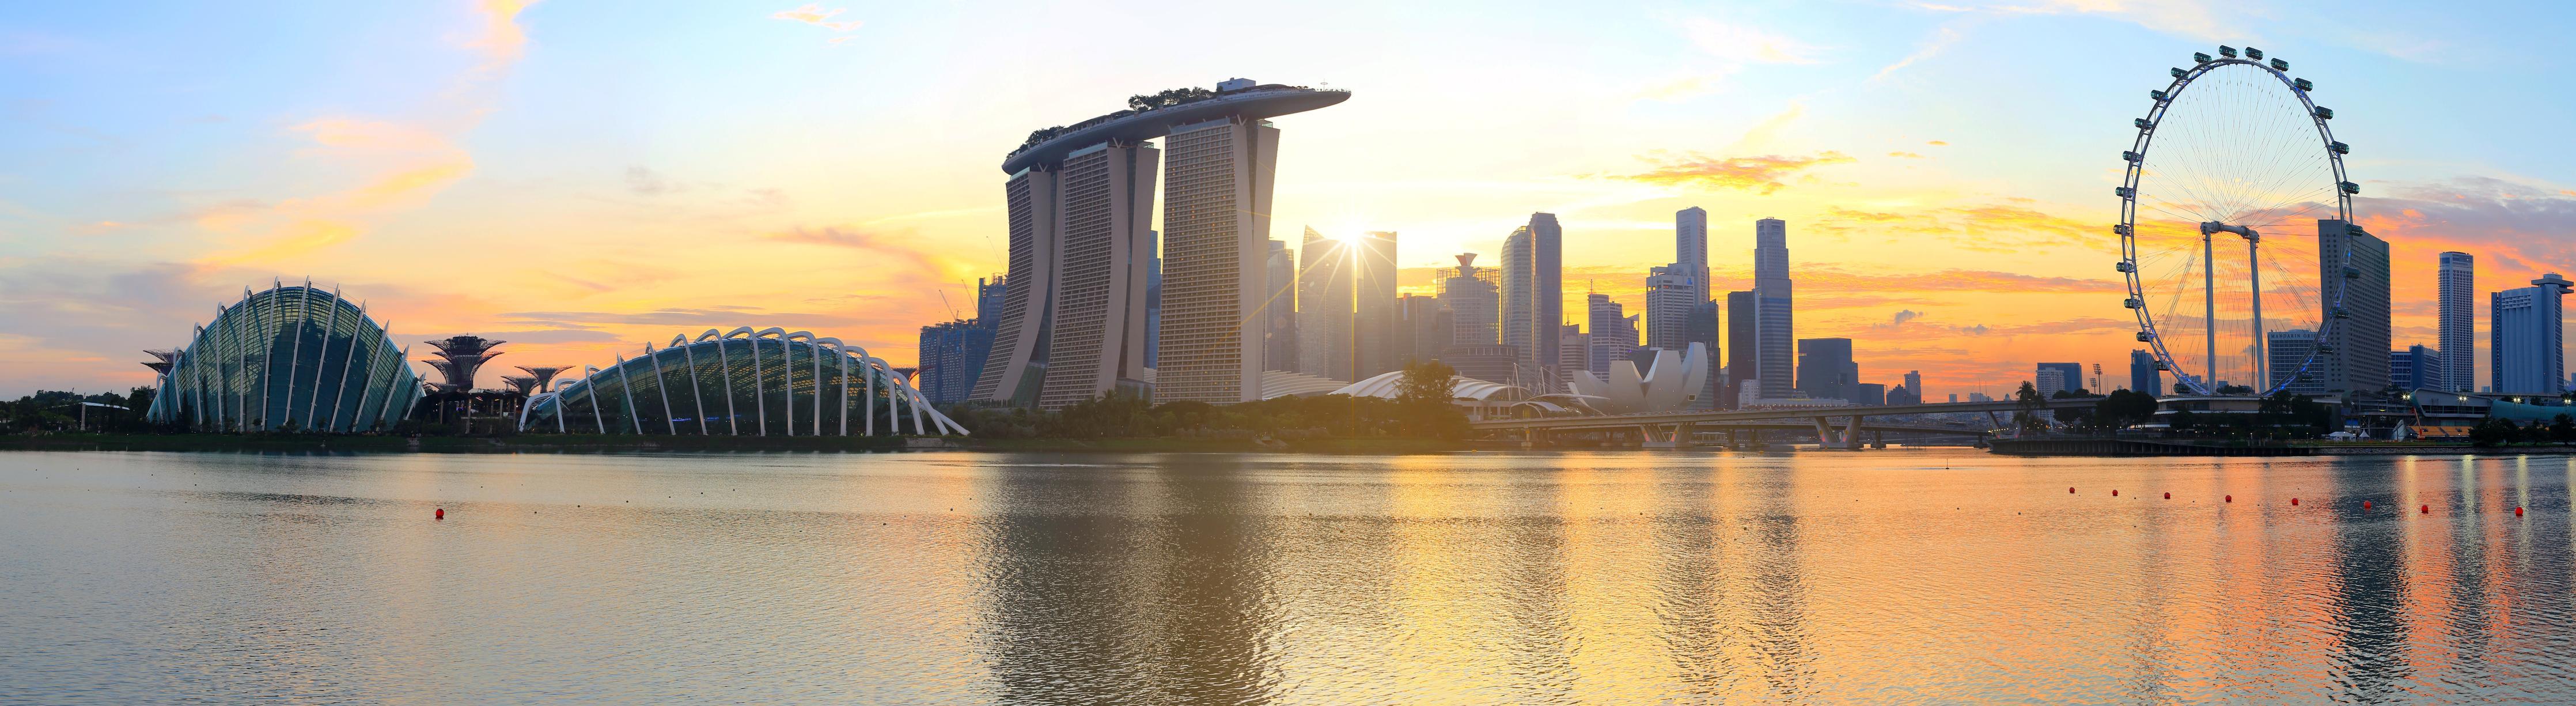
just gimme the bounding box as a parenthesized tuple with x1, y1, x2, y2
(2226, 494, 2233, 503)
(2112, 489, 2119, 496)
(2069, 487, 2076, 494)
(2421, 505, 2429, 514)
(2517, 507, 2525, 517)
(2363, 501, 2372, 510)
(435, 508, 445, 520)
(2291, 498, 2300, 505)
(2164, 492, 2170, 499)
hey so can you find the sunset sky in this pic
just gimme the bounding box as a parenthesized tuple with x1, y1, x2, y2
(5, 1, 2574, 399)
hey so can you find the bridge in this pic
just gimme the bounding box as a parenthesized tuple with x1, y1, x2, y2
(1469, 398, 2102, 449)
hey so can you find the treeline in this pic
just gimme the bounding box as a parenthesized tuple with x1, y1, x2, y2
(947, 361, 1471, 440)
(1, 387, 159, 433)
(2469, 416, 2576, 447)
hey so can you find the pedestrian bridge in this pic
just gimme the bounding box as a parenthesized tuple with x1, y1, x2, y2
(1469, 398, 2100, 448)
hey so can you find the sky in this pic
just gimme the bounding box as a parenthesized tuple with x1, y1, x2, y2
(5, 1, 2575, 400)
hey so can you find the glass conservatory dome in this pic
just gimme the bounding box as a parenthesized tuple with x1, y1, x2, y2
(146, 281, 425, 432)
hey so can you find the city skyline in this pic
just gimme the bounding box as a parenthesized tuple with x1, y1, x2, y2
(7, 2, 2576, 398)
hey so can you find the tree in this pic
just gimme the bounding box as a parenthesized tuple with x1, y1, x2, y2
(2096, 388, 2159, 429)
(1393, 360, 1468, 438)
(2012, 381, 2048, 433)
(2469, 417, 2518, 447)
(2550, 414, 2576, 444)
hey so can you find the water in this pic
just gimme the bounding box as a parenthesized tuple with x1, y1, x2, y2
(2, 450, 2572, 703)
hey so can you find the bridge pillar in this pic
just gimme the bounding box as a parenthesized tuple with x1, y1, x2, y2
(1871, 430, 1885, 449)
(1812, 417, 1842, 449)
(1841, 416, 1865, 450)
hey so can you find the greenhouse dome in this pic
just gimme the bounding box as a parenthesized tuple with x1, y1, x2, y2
(146, 281, 426, 432)
(520, 326, 967, 436)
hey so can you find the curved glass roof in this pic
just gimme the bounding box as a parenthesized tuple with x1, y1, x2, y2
(521, 327, 967, 436)
(146, 282, 424, 432)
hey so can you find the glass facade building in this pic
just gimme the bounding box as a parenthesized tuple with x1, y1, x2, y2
(146, 282, 425, 432)
(520, 327, 966, 436)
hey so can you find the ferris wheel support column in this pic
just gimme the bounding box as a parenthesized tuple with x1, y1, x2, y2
(2248, 236, 2264, 390)
(2204, 232, 2218, 391)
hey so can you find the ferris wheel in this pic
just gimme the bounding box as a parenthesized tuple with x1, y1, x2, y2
(2117, 46, 2357, 397)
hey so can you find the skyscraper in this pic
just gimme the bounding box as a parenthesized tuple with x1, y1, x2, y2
(2035, 362, 2083, 396)
(1644, 265, 1700, 350)
(1143, 248, 1161, 369)
(1725, 290, 1757, 406)
(1688, 300, 1722, 410)
(2317, 220, 2391, 396)
(2491, 274, 2570, 393)
(1397, 294, 1444, 365)
(1587, 293, 1635, 376)
(1903, 370, 1923, 400)
(981, 79, 1347, 407)
(1676, 207, 1709, 284)
(1353, 231, 1400, 379)
(1528, 213, 1563, 379)
(1436, 254, 1500, 346)
(1262, 238, 1298, 372)
(1297, 227, 1353, 381)
(1556, 323, 1587, 385)
(1754, 218, 1794, 399)
(1500, 226, 1534, 361)
(2439, 251, 2475, 392)
(2127, 350, 2160, 397)
(1797, 338, 1856, 402)
(919, 277, 1006, 405)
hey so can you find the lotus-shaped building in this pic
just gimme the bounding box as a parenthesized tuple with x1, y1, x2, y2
(519, 327, 967, 436)
(1566, 343, 1710, 415)
(146, 281, 427, 432)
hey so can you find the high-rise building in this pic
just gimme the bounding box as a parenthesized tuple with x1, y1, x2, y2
(1886, 384, 1919, 406)
(2266, 330, 2323, 395)
(1556, 323, 1587, 385)
(1436, 254, 1500, 346)
(2391, 345, 2442, 391)
(1644, 265, 1700, 350)
(1676, 207, 1709, 284)
(1851, 383, 1886, 406)
(1526, 213, 1563, 377)
(919, 277, 1006, 405)
(2439, 251, 2475, 392)
(2035, 362, 2083, 396)
(2317, 220, 2391, 396)
(1501, 226, 1533, 358)
(2035, 369, 2067, 398)
(2491, 274, 2570, 393)
(1754, 218, 1794, 398)
(1397, 294, 1445, 365)
(1297, 226, 1354, 380)
(1725, 290, 1756, 408)
(1143, 248, 1162, 369)
(2127, 350, 2160, 397)
(980, 80, 1346, 408)
(1797, 338, 1856, 401)
(1688, 300, 1722, 410)
(1903, 370, 1923, 401)
(1262, 238, 1298, 372)
(1586, 293, 1635, 376)
(1353, 231, 1400, 379)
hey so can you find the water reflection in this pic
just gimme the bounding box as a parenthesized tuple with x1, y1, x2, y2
(5, 450, 2576, 703)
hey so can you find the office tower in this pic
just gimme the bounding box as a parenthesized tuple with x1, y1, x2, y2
(2439, 251, 2475, 391)
(2035, 362, 2083, 396)
(2391, 345, 2441, 391)
(919, 276, 1006, 405)
(1436, 254, 1500, 346)
(1587, 293, 1635, 375)
(1262, 239, 1298, 372)
(2317, 220, 2391, 396)
(1399, 294, 1444, 365)
(1852, 383, 1886, 406)
(1754, 218, 1794, 398)
(2491, 273, 2571, 392)
(1725, 290, 1757, 407)
(1501, 227, 1532, 358)
(1797, 338, 1856, 401)
(1557, 323, 1587, 385)
(1903, 370, 1923, 400)
(1688, 300, 1722, 410)
(1527, 213, 1563, 375)
(1029, 142, 1160, 409)
(2127, 350, 2160, 397)
(1297, 227, 1354, 380)
(1353, 231, 1400, 379)
(2266, 330, 2323, 394)
(1645, 265, 1701, 349)
(1676, 207, 1709, 284)
(1967, 392, 1988, 403)
(2035, 368, 2067, 399)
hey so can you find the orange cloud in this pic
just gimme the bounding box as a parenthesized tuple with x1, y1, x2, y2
(1888, 151, 1926, 158)
(471, 0, 539, 67)
(771, 3, 863, 36)
(1617, 151, 1855, 194)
